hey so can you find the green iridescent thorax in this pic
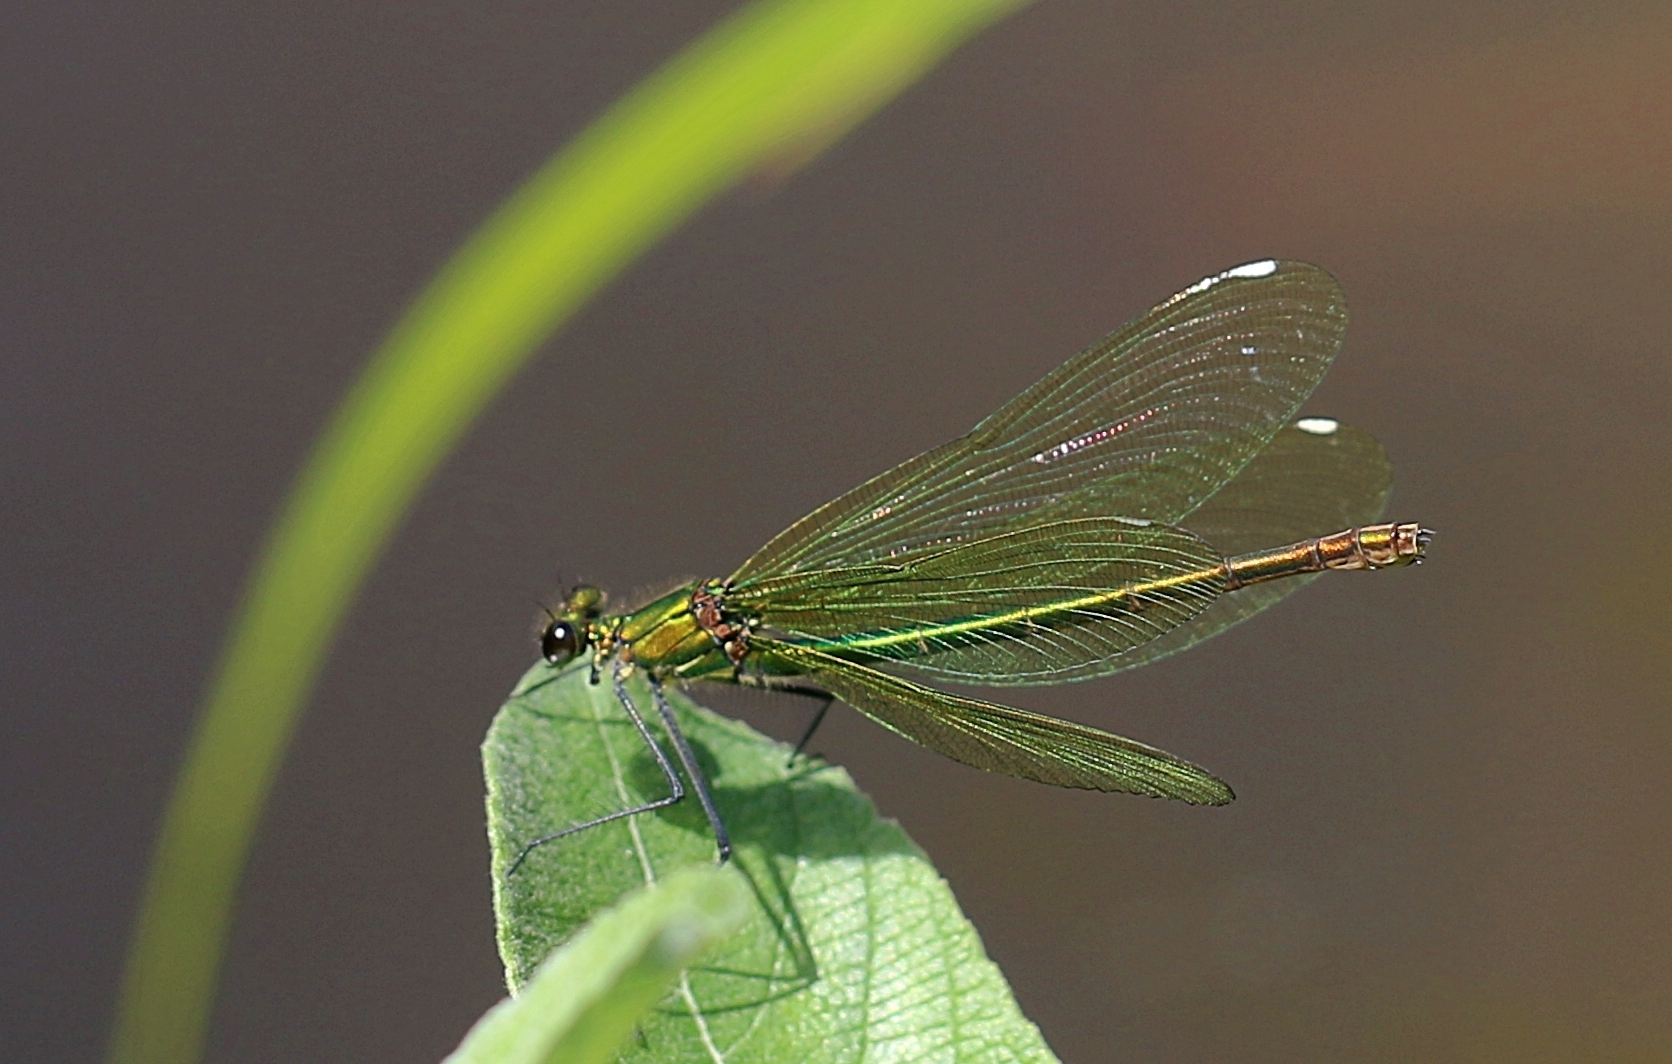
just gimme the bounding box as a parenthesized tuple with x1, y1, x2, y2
(601, 582, 737, 680)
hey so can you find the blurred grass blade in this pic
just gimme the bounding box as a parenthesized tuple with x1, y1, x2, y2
(487, 664, 1062, 1062)
(107, 2, 1031, 1063)
(443, 865, 751, 1064)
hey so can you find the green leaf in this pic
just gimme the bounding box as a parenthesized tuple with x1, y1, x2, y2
(445, 865, 752, 1064)
(107, 3, 1030, 1063)
(485, 664, 1063, 1064)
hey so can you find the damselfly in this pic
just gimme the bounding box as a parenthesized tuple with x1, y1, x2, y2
(514, 259, 1431, 870)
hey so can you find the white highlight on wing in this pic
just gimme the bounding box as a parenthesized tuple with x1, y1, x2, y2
(1227, 259, 1280, 278)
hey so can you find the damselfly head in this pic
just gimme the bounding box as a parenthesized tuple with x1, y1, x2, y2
(541, 585, 606, 664)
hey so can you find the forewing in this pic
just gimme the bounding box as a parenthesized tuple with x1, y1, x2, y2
(756, 640, 1233, 804)
(733, 518, 1226, 684)
(731, 260, 1346, 583)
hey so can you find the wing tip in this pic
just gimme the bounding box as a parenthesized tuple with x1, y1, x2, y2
(1157, 771, 1235, 806)
(1198, 778, 1236, 806)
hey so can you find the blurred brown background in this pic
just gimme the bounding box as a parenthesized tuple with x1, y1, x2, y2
(4, 1, 1669, 1061)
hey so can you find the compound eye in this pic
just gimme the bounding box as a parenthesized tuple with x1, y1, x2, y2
(541, 620, 581, 664)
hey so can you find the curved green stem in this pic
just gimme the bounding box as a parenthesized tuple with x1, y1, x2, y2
(106, 2, 1029, 1062)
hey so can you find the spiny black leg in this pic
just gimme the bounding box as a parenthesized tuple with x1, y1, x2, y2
(737, 675, 836, 767)
(647, 678, 732, 864)
(504, 662, 686, 877)
(787, 692, 835, 765)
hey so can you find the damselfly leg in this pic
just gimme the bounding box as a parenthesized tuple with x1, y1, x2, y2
(507, 661, 728, 874)
(736, 673, 837, 766)
(646, 677, 732, 862)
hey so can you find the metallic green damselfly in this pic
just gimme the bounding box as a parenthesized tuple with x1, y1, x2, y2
(513, 259, 1431, 870)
